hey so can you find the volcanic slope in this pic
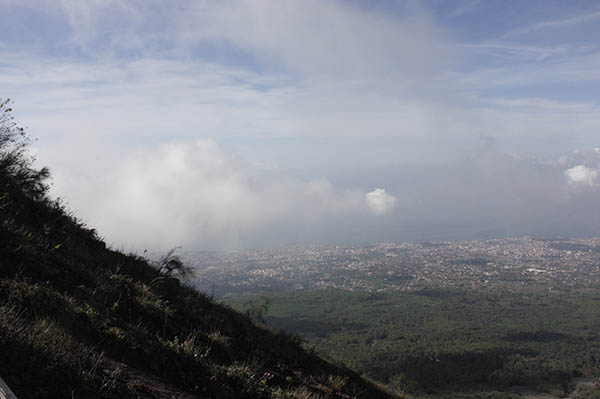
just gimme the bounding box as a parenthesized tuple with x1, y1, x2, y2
(0, 101, 396, 399)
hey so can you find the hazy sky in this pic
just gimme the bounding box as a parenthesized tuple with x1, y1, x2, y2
(2, 0, 600, 250)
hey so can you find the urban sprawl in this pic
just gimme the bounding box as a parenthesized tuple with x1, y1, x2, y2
(181, 237, 600, 296)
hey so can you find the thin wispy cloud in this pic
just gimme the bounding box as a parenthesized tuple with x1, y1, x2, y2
(501, 10, 600, 39)
(460, 43, 568, 61)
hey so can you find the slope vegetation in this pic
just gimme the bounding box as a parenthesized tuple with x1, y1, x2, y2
(0, 100, 396, 399)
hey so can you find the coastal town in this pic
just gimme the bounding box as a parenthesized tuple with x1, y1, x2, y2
(183, 237, 600, 296)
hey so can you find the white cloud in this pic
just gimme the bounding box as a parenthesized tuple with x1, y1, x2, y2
(366, 188, 397, 216)
(48, 139, 368, 250)
(565, 165, 599, 186)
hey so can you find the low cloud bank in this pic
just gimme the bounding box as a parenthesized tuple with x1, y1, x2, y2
(45, 139, 600, 250)
(384, 146, 600, 240)
(50, 139, 391, 250)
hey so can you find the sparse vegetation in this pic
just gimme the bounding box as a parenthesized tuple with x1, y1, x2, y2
(244, 295, 271, 325)
(154, 247, 195, 280)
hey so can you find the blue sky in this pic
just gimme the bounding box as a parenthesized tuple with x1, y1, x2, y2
(2, 0, 600, 250)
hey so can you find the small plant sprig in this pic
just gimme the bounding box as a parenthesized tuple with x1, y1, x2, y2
(156, 247, 195, 280)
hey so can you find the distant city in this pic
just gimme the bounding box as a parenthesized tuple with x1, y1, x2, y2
(173, 237, 600, 296)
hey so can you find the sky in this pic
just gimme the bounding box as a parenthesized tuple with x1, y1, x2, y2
(2, 0, 600, 250)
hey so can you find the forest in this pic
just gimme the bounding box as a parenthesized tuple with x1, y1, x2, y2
(226, 286, 600, 398)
